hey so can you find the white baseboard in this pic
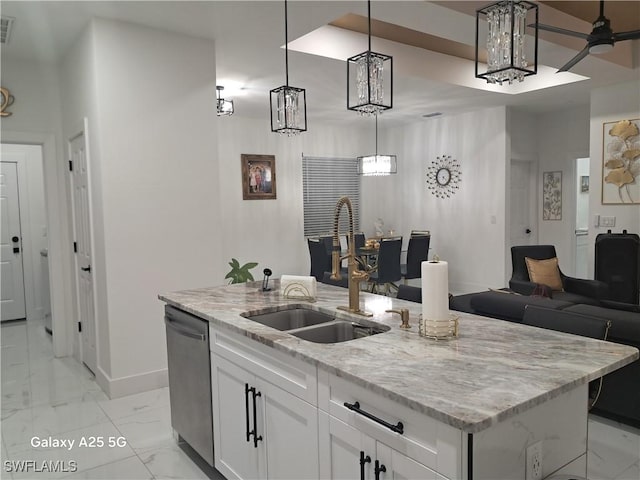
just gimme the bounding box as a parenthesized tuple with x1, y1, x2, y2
(95, 367, 169, 399)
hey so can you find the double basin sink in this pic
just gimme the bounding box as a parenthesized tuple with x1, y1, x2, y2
(241, 306, 389, 344)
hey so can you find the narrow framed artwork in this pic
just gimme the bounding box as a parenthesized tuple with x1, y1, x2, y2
(542, 171, 562, 220)
(602, 118, 640, 205)
(580, 175, 589, 193)
(241, 154, 276, 200)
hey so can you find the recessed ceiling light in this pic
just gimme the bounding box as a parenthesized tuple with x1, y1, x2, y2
(422, 112, 442, 118)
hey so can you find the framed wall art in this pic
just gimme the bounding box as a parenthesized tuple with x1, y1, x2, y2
(602, 118, 640, 205)
(542, 171, 562, 220)
(241, 154, 276, 200)
(580, 175, 589, 193)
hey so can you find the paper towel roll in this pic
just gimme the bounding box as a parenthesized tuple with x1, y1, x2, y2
(421, 260, 449, 321)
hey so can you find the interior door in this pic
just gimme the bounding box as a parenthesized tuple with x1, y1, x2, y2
(0, 162, 26, 321)
(69, 130, 97, 374)
(509, 160, 535, 248)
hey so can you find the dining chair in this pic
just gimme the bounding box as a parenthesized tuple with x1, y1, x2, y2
(345, 232, 366, 252)
(410, 230, 430, 237)
(401, 234, 431, 283)
(368, 237, 403, 295)
(308, 238, 332, 282)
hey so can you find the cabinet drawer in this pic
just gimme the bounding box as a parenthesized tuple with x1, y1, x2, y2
(210, 327, 317, 405)
(320, 372, 462, 479)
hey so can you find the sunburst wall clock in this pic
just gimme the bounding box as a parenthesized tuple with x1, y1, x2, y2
(426, 155, 461, 198)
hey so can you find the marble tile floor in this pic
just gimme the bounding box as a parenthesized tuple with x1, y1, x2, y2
(1, 318, 638, 479)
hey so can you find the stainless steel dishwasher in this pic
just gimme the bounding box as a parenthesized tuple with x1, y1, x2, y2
(165, 305, 214, 466)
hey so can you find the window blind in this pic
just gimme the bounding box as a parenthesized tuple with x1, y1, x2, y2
(302, 156, 361, 237)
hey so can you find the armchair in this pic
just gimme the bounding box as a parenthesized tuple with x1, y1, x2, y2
(509, 245, 608, 305)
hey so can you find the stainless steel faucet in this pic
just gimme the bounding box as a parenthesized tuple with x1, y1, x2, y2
(331, 196, 372, 317)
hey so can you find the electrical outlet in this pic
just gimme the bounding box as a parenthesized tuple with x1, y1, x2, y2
(526, 441, 543, 480)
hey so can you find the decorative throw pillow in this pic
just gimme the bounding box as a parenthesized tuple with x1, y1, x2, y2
(525, 257, 564, 291)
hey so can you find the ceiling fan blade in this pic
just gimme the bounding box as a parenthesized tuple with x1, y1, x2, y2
(613, 30, 640, 42)
(532, 23, 589, 40)
(557, 46, 590, 72)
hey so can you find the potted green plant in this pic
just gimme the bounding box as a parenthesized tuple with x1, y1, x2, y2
(225, 258, 258, 284)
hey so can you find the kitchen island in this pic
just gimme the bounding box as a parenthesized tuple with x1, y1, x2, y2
(160, 281, 638, 480)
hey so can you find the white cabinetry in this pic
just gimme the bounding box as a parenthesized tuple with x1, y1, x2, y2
(320, 412, 444, 480)
(319, 372, 463, 480)
(210, 329, 319, 480)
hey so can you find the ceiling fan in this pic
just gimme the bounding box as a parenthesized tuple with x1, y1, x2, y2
(534, 0, 640, 72)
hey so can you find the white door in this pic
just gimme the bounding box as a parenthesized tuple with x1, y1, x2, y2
(323, 414, 374, 479)
(69, 130, 97, 374)
(211, 354, 260, 480)
(509, 160, 536, 248)
(376, 442, 440, 480)
(0, 162, 26, 321)
(260, 377, 319, 479)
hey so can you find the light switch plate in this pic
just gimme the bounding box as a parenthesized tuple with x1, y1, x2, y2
(601, 216, 616, 227)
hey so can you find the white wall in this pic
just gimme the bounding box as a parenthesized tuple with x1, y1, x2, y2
(536, 105, 590, 275)
(58, 19, 221, 397)
(360, 107, 509, 294)
(576, 158, 590, 231)
(588, 80, 640, 278)
(217, 116, 369, 280)
(59, 22, 111, 375)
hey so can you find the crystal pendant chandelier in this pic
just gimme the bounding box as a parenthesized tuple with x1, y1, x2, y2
(347, 0, 392, 115)
(216, 86, 234, 116)
(475, 0, 538, 85)
(270, 0, 307, 135)
(357, 115, 397, 176)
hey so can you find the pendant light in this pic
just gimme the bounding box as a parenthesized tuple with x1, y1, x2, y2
(270, 0, 307, 135)
(347, 0, 393, 115)
(357, 115, 397, 176)
(475, 0, 538, 85)
(216, 86, 234, 116)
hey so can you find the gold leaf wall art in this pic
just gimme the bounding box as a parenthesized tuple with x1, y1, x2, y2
(602, 118, 640, 204)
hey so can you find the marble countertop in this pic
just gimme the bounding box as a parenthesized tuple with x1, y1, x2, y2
(159, 281, 638, 433)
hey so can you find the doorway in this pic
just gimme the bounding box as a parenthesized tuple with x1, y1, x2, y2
(1, 161, 26, 321)
(0, 144, 51, 328)
(574, 157, 590, 279)
(509, 159, 537, 249)
(68, 126, 98, 375)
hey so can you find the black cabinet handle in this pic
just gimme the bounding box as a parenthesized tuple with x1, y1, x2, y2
(251, 388, 263, 448)
(245, 383, 251, 443)
(344, 401, 404, 435)
(359, 451, 371, 480)
(81, 266, 91, 273)
(374, 460, 386, 480)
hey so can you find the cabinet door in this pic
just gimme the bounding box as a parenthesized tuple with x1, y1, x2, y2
(323, 413, 376, 480)
(259, 378, 319, 479)
(376, 442, 440, 480)
(211, 354, 259, 480)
